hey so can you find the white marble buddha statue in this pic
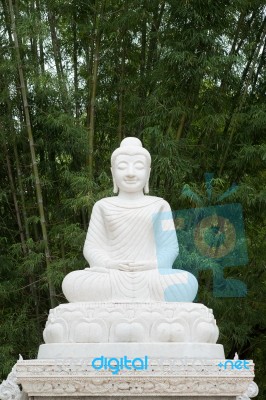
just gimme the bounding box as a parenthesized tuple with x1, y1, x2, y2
(62, 137, 198, 303)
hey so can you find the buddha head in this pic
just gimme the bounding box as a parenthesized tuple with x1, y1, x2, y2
(111, 137, 151, 194)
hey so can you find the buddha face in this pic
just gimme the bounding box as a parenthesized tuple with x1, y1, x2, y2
(112, 154, 150, 193)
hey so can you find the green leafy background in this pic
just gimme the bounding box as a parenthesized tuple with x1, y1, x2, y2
(0, 0, 265, 397)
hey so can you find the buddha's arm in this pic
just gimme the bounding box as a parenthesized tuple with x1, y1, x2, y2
(84, 202, 134, 270)
(152, 200, 179, 270)
(83, 202, 110, 268)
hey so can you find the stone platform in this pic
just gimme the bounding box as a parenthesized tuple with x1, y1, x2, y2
(38, 342, 225, 359)
(15, 358, 258, 399)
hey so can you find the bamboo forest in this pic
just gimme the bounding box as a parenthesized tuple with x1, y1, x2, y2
(0, 0, 265, 398)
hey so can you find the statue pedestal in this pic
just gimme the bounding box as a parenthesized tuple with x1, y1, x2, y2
(15, 301, 254, 399)
(41, 302, 220, 345)
(1, 302, 258, 399)
(15, 358, 258, 399)
(39, 301, 224, 360)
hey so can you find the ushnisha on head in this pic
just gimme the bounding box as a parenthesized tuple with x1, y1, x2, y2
(111, 137, 151, 194)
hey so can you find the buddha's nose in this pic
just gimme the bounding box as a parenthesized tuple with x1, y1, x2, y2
(126, 165, 135, 177)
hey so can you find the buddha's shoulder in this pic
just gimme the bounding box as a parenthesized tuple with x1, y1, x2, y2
(93, 196, 170, 209)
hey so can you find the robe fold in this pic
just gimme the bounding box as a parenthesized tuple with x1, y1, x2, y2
(62, 196, 198, 302)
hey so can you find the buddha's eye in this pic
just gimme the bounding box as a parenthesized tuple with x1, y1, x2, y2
(117, 162, 128, 170)
(134, 162, 145, 169)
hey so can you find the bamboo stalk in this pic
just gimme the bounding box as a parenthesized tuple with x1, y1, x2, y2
(13, 141, 42, 337)
(117, 37, 125, 142)
(13, 141, 30, 239)
(4, 142, 27, 256)
(88, 3, 104, 177)
(47, 7, 70, 112)
(219, 18, 266, 176)
(73, 8, 79, 119)
(176, 113, 186, 141)
(8, 0, 56, 308)
(36, 0, 45, 74)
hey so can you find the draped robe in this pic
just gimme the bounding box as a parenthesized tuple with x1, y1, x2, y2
(62, 196, 198, 302)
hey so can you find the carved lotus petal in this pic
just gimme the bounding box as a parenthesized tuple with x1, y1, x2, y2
(72, 318, 108, 343)
(110, 319, 148, 342)
(192, 318, 219, 343)
(43, 318, 68, 343)
(151, 319, 189, 342)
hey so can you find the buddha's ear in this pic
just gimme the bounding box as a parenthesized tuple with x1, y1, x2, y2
(144, 168, 151, 194)
(110, 167, 118, 194)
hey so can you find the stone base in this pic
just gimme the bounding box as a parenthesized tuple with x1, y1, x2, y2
(38, 343, 225, 359)
(43, 302, 219, 345)
(15, 358, 258, 399)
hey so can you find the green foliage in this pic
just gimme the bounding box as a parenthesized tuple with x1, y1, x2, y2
(0, 0, 265, 397)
